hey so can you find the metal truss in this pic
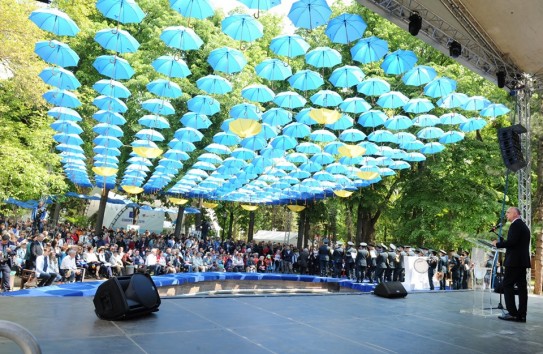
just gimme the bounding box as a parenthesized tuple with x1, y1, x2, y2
(516, 79, 532, 230)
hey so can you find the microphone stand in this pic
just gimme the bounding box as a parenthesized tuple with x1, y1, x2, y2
(487, 228, 505, 312)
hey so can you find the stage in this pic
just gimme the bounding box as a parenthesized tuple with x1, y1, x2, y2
(0, 288, 542, 353)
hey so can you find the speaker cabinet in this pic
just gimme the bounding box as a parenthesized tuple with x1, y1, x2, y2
(498, 124, 527, 172)
(93, 273, 161, 320)
(373, 282, 408, 298)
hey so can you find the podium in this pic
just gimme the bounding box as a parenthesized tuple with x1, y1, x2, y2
(470, 247, 500, 316)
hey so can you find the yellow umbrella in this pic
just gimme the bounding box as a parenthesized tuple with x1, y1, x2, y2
(229, 118, 262, 138)
(133, 146, 163, 158)
(241, 204, 258, 211)
(338, 144, 366, 158)
(333, 190, 353, 198)
(309, 108, 341, 124)
(287, 205, 305, 212)
(202, 201, 218, 209)
(357, 171, 379, 180)
(169, 197, 189, 205)
(122, 185, 144, 194)
(92, 166, 118, 177)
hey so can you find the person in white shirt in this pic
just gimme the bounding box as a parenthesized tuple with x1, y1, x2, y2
(145, 248, 158, 274)
(35, 247, 57, 287)
(60, 249, 81, 282)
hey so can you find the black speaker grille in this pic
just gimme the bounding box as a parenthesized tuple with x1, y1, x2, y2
(498, 125, 527, 172)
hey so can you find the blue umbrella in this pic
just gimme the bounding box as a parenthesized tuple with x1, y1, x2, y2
(230, 103, 260, 119)
(403, 98, 434, 114)
(299, 161, 322, 173)
(188, 95, 220, 115)
(339, 97, 371, 114)
(329, 65, 365, 88)
(164, 149, 190, 160)
(92, 79, 131, 98)
(241, 84, 275, 103)
(384, 115, 413, 130)
(93, 55, 134, 80)
(439, 131, 465, 144)
(95, 154, 120, 164)
(310, 90, 343, 107)
(325, 13, 367, 44)
(377, 91, 409, 109)
(239, 0, 281, 16)
(437, 92, 468, 109)
(169, 0, 214, 19)
(39, 67, 80, 90)
(207, 47, 247, 75)
(94, 135, 123, 148)
(96, 0, 145, 24)
(196, 75, 232, 95)
(389, 161, 411, 170)
(43, 89, 81, 108)
(350, 36, 388, 64)
(394, 132, 416, 145)
(255, 58, 292, 82)
(357, 78, 390, 96)
(51, 120, 83, 134)
(288, 0, 331, 30)
(270, 135, 298, 150)
(95, 27, 139, 53)
(400, 140, 425, 151)
(310, 129, 337, 143)
(139, 115, 170, 129)
(367, 130, 396, 143)
(257, 123, 277, 140)
(241, 136, 267, 150)
(283, 122, 311, 138)
(269, 34, 310, 58)
(402, 65, 437, 86)
(204, 143, 231, 155)
(288, 70, 324, 91)
(231, 148, 256, 160)
(305, 47, 342, 68)
(325, 162, 348, 174)
(93, 145, 120, 156)
(480, 103, 510, 117)
(160, 26, 204, 51)
(48, 107, 82, 121)
(92, 123, 124, 137)
(403, 152, 426, 162)
(34, 40, 79, 68)
(136, 128, 164, 141)
(295, 108, 317, 125)
(462, 96, 491, 111)
(286, 152, 309, 164)
(412, 114, 439, 127)
(93, 95, 128, 113)
(358, 110, 387, 127)
(147, 78, 182, 98)
(222, 14, 263, 42)
(381, 49, 418, 75)
(322, 141, 345, 154)
(152, 55, 191, 78)
(423, 77, 456, 98)
(221, 118, 235, 132)
(169, 138, 197, 151)
(174, 127, 204, 142)
(193, 161, 217, 171)
(262, 108, 292, 126)
(439, 112, 467, 125)
(180, 112, 212, 129)
(273, 91, 307, 109)
(297, 142, 321, 154)
(339, 128, 366, 142)
(29, 8, 80, 37)
(213, 132, 241, 146)
(93, 110, 126, 125)
(325, 114, 353, 130)
(459, 117, 487, 132)
(141, 99, 175, 115)
(417, 127, 445, 140)
(421, 142, 445, 154)
(358, 141, 379, 155)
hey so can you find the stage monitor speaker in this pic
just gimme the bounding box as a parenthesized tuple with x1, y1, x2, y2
(93, 273, 161, 320)
(498, 124, 527, 172)
(373, 282, 408, 298)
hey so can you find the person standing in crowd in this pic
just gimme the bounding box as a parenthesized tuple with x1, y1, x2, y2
(31, 201, 48, 234)
(318, 239, 330, 277)
(386, 244, 396, 281)
(427, 250, 439, 290)
(0, 233, 15, 292)
(461, 251, 471, 289)
(394, 245, 406, 282)
(375, 244, 388, 284)
(449, 250, 462, 290)
(438, 249, 449, 290)
(492, 206, 531, 323)
(332, 241, 344, 278)
(355, 242, 369, 283)
(297, 247, 309, 275)
(29, 233, 45, 270)
(345, 241, 357, 280)
(282, 245, 294, 274)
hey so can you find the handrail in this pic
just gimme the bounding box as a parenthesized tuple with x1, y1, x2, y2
(0, 320, 41, 354)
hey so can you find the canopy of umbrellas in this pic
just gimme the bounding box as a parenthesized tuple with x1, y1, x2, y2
(30, 0, 510, 206)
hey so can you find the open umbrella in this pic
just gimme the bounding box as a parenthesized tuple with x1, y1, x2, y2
(439, 131, 465, 144)
(164, 149, 190, 160)
(326, 114, 353, 130)
(231, 148, 256, 160)
(462, 96, 491, 111)
(270, 135, 298, 150)
(358, 110, 387, 127)
(51, 120, 83, 134)
(93, 55, 134, 80)
(29, 8, 80, 36)
(222, 14, 263, 42)
(262, 108, 292, 126)
(196, 75, 232, 95)
(402, 65, 437, 86)
(93, 95, 128, 113)
(96, 0, 145, 24)
(93, 123, 124, 137)
(204, 143, 231, 155)
(48, 107, 82, 121)
(420, 142, 445, 154)
(310, 90, 342, 107)
(403, 98, 434, 114)
(212, 132, 241, 147)
(39, 67, 81, 90)
(288, 69, 324, 91)
(439, 112, 467, 125)
(480, 103, 510, 117)
(174, 127, 204, 142)
(230, 103, 260, 119)
(94, 135, 123, 148)
(273, 91, 307, 109)
(424, 77, 456, 98)
(325, 13, 367, 44)
(350, 36, 388, 64)
(381, 49, 417, 75)
(288, 0, 332, 30)
(160, 26, 204, 51)
(255, 59, 292, 82)
(93, 110, 126, 125)
(169, 138, 197, 151)
(139, 115, 170, 129)
(283, 122, 311, 138)
(377, 91, 409, 109)
(180, 112, 212, 129)
(34, 40, 80, 68)
(136, 129, 164, 142)
(43, 89, 81, 108)
(339, 128, 366, 142)
(188, 95, 220, 115)
(329, 65, 365, 88)
(437, 92, 468, 109)
(412, 114, 439, 127)
(152, 55, 191, 78)
(269, 34, 310, 58)
(357, 78, 390, 96)
(305, 47, 342, 68)
(95, 27, 140, 53)
(92, 79, 131, 98)
(241, 84, 275, 103)
(417, 126, 445, 140)
(367, 130, 396, 143)
(384, 115, 413, 130)
(459, 117, 487, 132)
(207, 47, 247, 74)
(169, 0, 215, 20)
(239, 0, 281, 17)
(141, 99, 175, 115)
(310, 129, 337, 143)
(339, 97, 371, 114)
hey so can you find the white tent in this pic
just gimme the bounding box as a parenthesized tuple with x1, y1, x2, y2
(253, 230, 297, 245)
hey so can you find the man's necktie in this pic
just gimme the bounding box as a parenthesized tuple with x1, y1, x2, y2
(43, 256, 48, 272)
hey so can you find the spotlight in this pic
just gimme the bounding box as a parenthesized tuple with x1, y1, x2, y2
(408, 12, 422, 36)
(497, 71, 506, 88)
(449, 41, 462, 58)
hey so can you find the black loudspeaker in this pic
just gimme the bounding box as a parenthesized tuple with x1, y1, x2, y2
(93, 273, 161, 320)
(373, 282, 408, 298)
(498, 124, 527, 172)
(497, 71, 506, 88)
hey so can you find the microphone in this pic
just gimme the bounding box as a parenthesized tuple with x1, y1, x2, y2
(489, 223, 502, 232)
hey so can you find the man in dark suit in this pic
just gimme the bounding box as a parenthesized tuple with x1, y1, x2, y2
(492, 206, 531, 323)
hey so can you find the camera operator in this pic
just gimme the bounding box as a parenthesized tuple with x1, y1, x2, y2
(32, 201, 48, 234)
(0, 232, 15, 292)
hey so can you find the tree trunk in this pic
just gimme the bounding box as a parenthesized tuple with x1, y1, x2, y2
(94, 188, 109, 236)
(297, 209, 305, 249)
(533, 136, 543, 294)
(346, 202, 354, 241)
(303, 208, 311, 245)
(356, 199, 377, 244)
(173, 206, 185, 240)
(247, 211, 255, 242)
(227, 208, 234, 239)
(52, 202, 61, 227)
